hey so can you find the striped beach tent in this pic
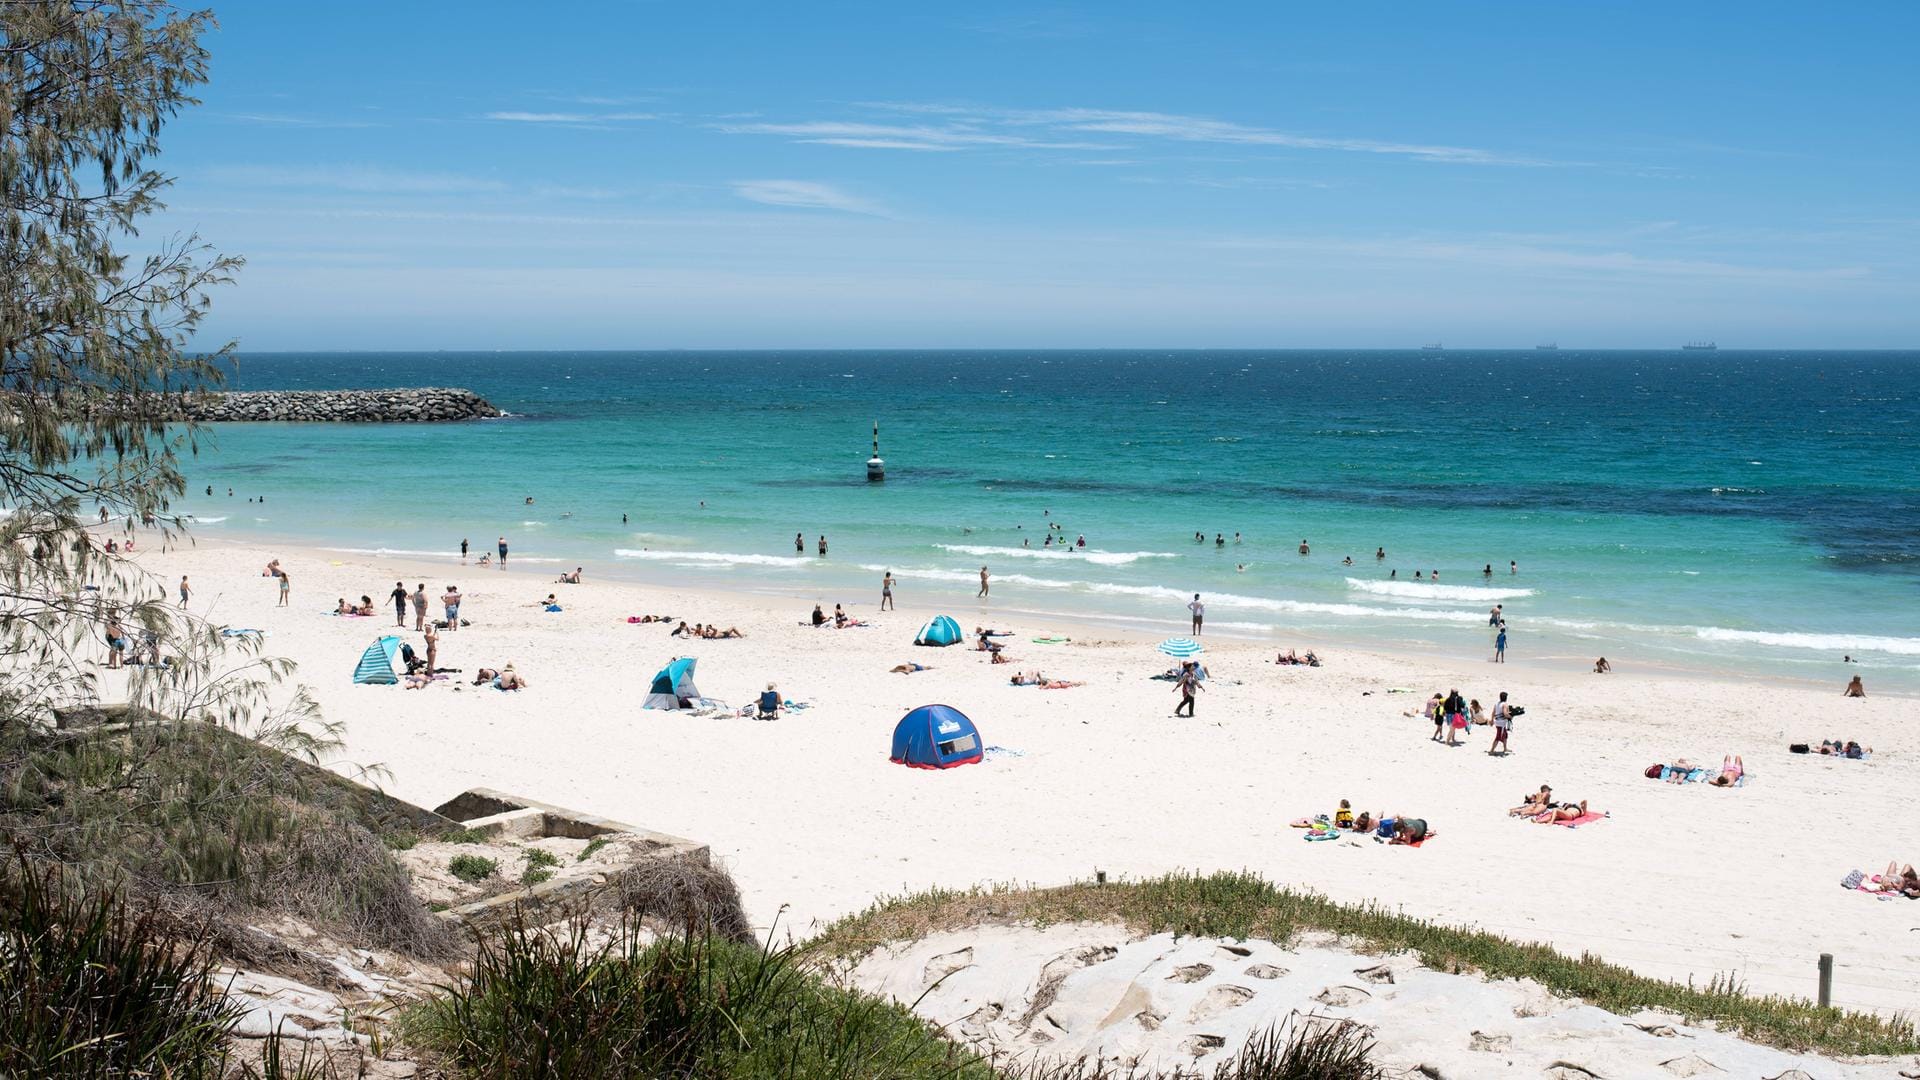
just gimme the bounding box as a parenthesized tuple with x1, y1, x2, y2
(353, 636, 402, 684)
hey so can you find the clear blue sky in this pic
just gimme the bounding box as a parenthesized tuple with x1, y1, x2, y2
(154, 2, 1919, 349)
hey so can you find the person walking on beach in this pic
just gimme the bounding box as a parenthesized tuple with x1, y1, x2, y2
(388, 582, 408, 626)
(880, 571, 895, 611)
(1490, 691, 1513, 756)
(1488, 603, 1502, 627)
(1174, 663, 1203, 717)
(442, 585, 462, 632)
(460, 538, 469, 561)
(1442, 688, 1466, 747)
(411, 583, 429, 631)
(978, 566, 990, 597)
(277, 572, 291, 607)
(497, 537, 508, 566)
(178, 575, 191, 607)
(1494, 625, 1508, 663)
(1188, 594, 1205, 635)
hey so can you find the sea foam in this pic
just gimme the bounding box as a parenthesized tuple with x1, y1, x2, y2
(935, 543, 1177, 567)
(1691, 627, 1920, 657)
(1345, 578, 1535, 602)
(614, 549, 812, 569)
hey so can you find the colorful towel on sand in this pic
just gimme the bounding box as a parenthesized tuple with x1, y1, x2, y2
(1548, 811, 1606, 827)
(1031, 636, 1071, 644)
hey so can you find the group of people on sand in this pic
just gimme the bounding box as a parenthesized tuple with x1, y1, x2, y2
(1849, 864, 1920, 899)
(1646, 755, 1745, 786)
(1273, 649, 1319, 666)
(809, 603, 866, 629)
(671, 620, 745, 639)
(1414, 688, 1520, 754)
(1009, 670, 1082, 689)
(1507, 784, 1593, 823)
(1314, 801, 1428, 844)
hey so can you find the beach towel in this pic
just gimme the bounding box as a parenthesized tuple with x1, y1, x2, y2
(984, 745, 1026, 760)
(1031, 636, 1071, 644)
(545, 604, 562, 612)
(1548, 811, 1606, 827)
(220, 628, 265, 637)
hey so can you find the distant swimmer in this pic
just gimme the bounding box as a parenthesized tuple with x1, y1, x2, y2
(795, 532, 804, 553)
(1484, 564, 1493, 578)
(1022, 538, 1030, 548)
(1194, 531, 1205, 543)
(524, 496, 533, 505)
(1489, 604, 1502, 626)
(818, 535, 828, 556)
(1236, 563, 1246, 572)
(205, 485, 212, 496)
(1234, 532, 1242, 544)
(1431, 570, 1440, 581)
(1043, 534, 1052, 547)
(1843, 655, 1856, 663)
(1511, 560, 1518, 574)
(1376, 547, 1386, 560)
(1343, 556, 1353, 566)
(1215, 533, 1225, 547)
(978, 565, 990, 597)
(1299, 539, 1310, 555)
(1390, 569, 1397, 579)
(1414, 571, 1423, 580)
(622, 513, 628, 524)
(1076, 535, 1085, 548)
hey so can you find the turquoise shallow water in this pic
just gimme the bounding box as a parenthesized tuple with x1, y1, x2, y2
(181, 351, 1920, 688)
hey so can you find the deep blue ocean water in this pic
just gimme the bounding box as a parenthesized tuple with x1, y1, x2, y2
(181, 351, 1920, 687)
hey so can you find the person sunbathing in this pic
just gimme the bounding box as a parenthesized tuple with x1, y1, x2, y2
(1010, 671, 1044, 686)
(1886, 863, 1920, 898)
(335, 598, 353, 615)
(403, 672, 435, 689)
(355, 595, 375, 616)
(1532, 799, 1589, 823)
(492, 665, 527, 690)
(1351, 811, 1374, 833)
(1708, 754, 1744, 787)
(1508, 785, 1554, 816)
(890, 662, 930, 674)
(989, 651, 1012, 665)
(1302, 650, 1320, 666)
(670, 621, 691, 637)
(975, 636, 1003, 652)
(1387, 817, 1429, 844)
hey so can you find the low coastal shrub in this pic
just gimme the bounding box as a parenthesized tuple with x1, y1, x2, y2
(448, 854, 498, 883)
(404, 914, 985, 1078)
(0, 861, 241, 1077)
(577, 836, 611, 861)
(1004, 1016, 1381, 1079)
(811, 871, 1920, 1057)
(520, 847, 560, 887)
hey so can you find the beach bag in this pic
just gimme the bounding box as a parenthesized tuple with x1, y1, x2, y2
(1451, 713, 1467, 729)
(1788, 743, 1810, 754)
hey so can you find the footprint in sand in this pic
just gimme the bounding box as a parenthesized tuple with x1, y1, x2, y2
(1312, 984, 1371, 1008)
(1468, 1030, 1512, 1053)
(1243, 963, 1287, 980)
(922, 946, 973, 987)
(1166, 962, 1213, 983)
(1135, 1008, 1166, 1031)
(1185, 984, 1255, 1023)
(1182, 1034, 1226, 1059)
(1659, 1054, 1724, 1076)
(1544, 1063, 1602, 1080)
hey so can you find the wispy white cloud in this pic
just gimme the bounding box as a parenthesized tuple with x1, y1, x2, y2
(218, 112, 383, 129)
(713, 120, 1114, 152)
(483, 110, 656, 124)
(1200, 233, 1868, 283)
(198, 164, 508, 195)
(730, 180, 888, 216)
(731, 101, 1557, 166)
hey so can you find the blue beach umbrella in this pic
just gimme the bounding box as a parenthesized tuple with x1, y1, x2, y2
(1158, 637, 1204, 658)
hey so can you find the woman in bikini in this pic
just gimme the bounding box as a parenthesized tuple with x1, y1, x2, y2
(1532, 799, 1589, 823)
(1708, 755, 1744, 787)
(1507, 785, 1554, 816)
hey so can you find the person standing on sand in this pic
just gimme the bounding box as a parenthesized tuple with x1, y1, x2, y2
(442, 585, 462, 632)
(178, 575, 191, 607)
(1189, 594, 1205, 635)
(978, 566, 990, 597)
(387, 581, 407, 626)
(880, 571, 895, 611)
(411, 583, 429, 631)
(423, 621, 439, 674)
(1494, 625, 1507, 663)
(1174, 663, 1203, 717)
(497, 537, 508, 566)
(1490, 691, 1513, 755)
(460, 538, 468, 561)
(277, 573, 290, 607)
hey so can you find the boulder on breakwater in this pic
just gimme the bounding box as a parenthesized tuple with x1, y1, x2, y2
(183, 388, 502, 422)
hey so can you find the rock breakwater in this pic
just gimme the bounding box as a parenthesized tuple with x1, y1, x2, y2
(185, 388, 502, 422)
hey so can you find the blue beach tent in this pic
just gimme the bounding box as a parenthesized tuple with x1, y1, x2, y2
(644, 657, 701, 710)
(890, 704, 983, 770)
(353, 636, 402, 685)
(914, 615, 963, 647)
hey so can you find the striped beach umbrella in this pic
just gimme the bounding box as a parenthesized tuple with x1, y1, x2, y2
(1158, 637, 1205, 658)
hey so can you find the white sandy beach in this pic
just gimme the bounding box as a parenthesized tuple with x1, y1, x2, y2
(98, 534, 1920, 1018)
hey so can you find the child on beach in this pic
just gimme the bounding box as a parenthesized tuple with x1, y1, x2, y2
(1334, 800, 1353, 829)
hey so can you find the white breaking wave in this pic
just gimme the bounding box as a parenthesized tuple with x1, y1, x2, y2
(1691, 627, 1920, 657)
(187, 515, 228, 523)
(614, 549, 811, 569)
(935, 543, 1178, 567)
(323, 546, 457, 559)
(521, 520, 548, 527)
(1345, 578, 1535, 602)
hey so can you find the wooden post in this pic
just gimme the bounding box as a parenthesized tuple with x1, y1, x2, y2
(1817, 953, 1833, 1008)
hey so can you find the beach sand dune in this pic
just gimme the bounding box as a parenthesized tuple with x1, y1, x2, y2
(98, 538, 1920, 1016)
